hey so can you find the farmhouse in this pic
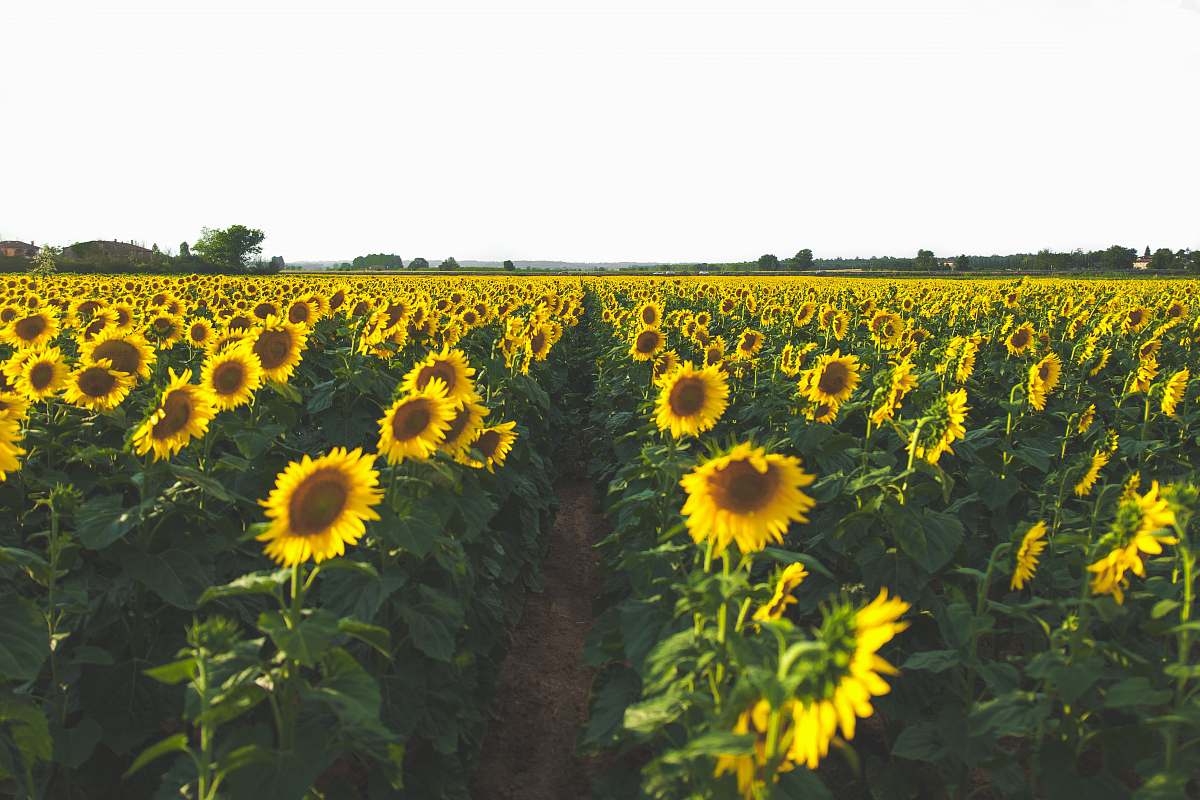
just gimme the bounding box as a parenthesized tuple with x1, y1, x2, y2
(59, 240, 156, 259)
(1133, 255, 1152, 271)
(0, 240, 39, 258)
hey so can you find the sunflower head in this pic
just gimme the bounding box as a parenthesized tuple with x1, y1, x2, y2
(802, 350, 861, 406)
(630, 327, 665, 361)
(202, 344, 264, 411)
(401, 348, 477, 402)
(465, 421, 519, 473)
(82, 330, 156, 381)
(14, 347, 68, 401)
(377, 378, 456, 464)
(132, 369, 217, 461)
(64, 359, 135, 412)
(251, 316, 308, 383)
(654, 361, 730, 439)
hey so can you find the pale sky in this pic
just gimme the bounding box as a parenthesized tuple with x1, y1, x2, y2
(3, 0, 1198, 263)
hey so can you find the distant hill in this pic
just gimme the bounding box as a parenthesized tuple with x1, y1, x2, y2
(287, 259, 666, 271)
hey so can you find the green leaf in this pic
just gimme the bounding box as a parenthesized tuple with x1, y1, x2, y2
(123, 734, 190, 778)
(624, 692, 683, 734)
(199, 569, 290, 606)
(258, 609, 339, 667)
(75, 493, 140, 550)
(0, 597, 50, 682)
(760, 548, 835, 579)
(337, 619, 391, 657)
(1105, 677, 1172, 708)
(892, 721, 943, 762)
(144, 658, 198, 686)
(123, 549, 210, 610)
(902, 649, 961, 673)
(170, 464, 240, 503)
(400, 586, 463, 662)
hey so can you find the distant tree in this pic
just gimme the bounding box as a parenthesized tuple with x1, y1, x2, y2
(179, 241, 191, 258)
(1143, 245, 1152, 259)
(1186, 250, 1200, 275)
(28, 245, 58, 277)
(193, 225, 266, 272)
(503, 259, 515, 271)
(915, 249, 937, 270)
(351, 253, 404, 270)
(438, 257, 460, 271)
(756, 253, 781, 271)
(791, 249, 814, 269)
(409, 257, 430, 270)
(953, 254, 971, 272)
(1098, 245, 1136, 272)
(1150, 248, 1176, 271)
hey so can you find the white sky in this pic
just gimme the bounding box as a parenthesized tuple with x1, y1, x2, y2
(2, 0, 1198, 263)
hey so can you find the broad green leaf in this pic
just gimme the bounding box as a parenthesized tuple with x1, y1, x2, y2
(123, 734, 190, 778)
(258, 609, 339, 667)
(0, 597, 50, 682)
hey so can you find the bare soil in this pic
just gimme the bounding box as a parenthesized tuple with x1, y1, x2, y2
(471, 480, 602, 800)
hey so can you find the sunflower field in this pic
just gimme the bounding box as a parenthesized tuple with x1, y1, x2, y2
(0, 274, 1198, 799)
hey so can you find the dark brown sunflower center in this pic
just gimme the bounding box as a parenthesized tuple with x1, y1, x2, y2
(530, 332, 547, 353)
(228, 315, 253, 332)
(14, 315, 47, 341)
(392, 399, 433, 440)
(641, 307, 656, 325)
(710, 460, 779, 514)
(818, 362, 850, 396)
(151, 389, 193, 438)
(1010, 328, 1030, 348)
(77, 301, 101, 317)
(254, 329, 293, 370)
(29, 361, 54, 390)
(288, 470, 349, 536)
(211, 361, 246, 395)
(288, 304, 310, 324)
(78, 366, 117, 397)
(635, 330, 660, 353)
(445, 407, 472, 443)
(1129, 310, 1144, 325)
(1038, 362, 1052, 381)
(329, 291, 345, 310)
(254, 302, 278, 319)
(190, 324, 208, 342)
(417, 362, 457, 394)
(475, 430, 501, 459)
(668, 377, 707, 417)
(92, 340, 140, 374)
(153, 317, 174, 334)
(0, 308, 15, 323)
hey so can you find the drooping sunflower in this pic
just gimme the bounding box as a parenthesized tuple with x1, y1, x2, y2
(753, 562, 808, 622)
(630, 326, 666, 361)
(377, 379, 456, 464)
(201, 345, 264, 411)
(652, 350, 679, 381)
(251, 316, 309, 384)
(1027, 352, 1062, 411)
(440, 393, 490, 459)
(81, 330, 156, 381)
(257, 447, 383, 566)
(1010, 520, 1048, 590)
(1005, 322, 1035, 356)
(1087, 481, 1178, 604)
(12, 347, 68, 401)
(680, 443, 816, 557)
(1074, 450, 1109, 497)
(1162, 368, 1189, 416)
(869, 359, 918, 426)
(1077, 402, 1096, 433)
(654, 361, 729, 439)
(63, 359, 135, 412)
(400, 347, 477, 403)
(914, 388, 968, 465)
(3, 309, 59, 349)
(802, 350, 861, 406)
(0, 413, 25, 482)
(466, 421, 519, 472)
(131, 369, 217, 461)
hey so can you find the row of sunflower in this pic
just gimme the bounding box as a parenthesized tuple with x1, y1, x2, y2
(580, 276, 1200, 799)
(0, 273, 587, 798)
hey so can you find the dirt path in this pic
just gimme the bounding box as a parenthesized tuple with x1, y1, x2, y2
(472, 480, 602, 800)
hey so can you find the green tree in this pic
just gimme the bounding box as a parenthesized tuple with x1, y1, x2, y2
(192, 225, 266, 272)
(503, 260, 515, 271)
(791, 249, 814, 269)
(1187, 250, 1200, 275)
(954, 254, 971, 271)
(1150, 248, 1176, 271)
(1098, 245, 1136, 272)
(438, 257, 460, 271)
(756, 254, 780, 271)
(28, 244, 58, 277)
(915, 249, 937, 270)
(179, 241, 190, 258)
(409, 257, 430, 270)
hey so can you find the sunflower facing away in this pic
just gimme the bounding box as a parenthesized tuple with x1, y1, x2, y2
(1162, 368, 1189, 416)
(466, 421, 519, 472)
(680, 442, 816, 557)
(1088, 481, 1178, 604)
(1010, 520, 1048, 590)
(201, 345, 264, 411)
(132, 369, 218, 461)
(1074, 450, 1109, 497)
(753, 562, 808, 622)
(654, 361, 729, 439)
(401, 347, 477, 403)
(63, 359, 135, 412)
(257, 447, 383, 566)
(915, 388, 968, 465)
(377, 378, 456, 464)
(1027, 352, 1062, 411)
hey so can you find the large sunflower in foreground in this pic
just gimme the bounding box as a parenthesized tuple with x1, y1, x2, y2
(680, 443, 816, 557)
(131, 369, 217, 461)
(401, 347, 477, 403)
(201, 345, 263, 411)
(654, 361, 729, 438)
(251, 316, 309, 383)
(257, 447, 383, 566)
(466, 421, 519, 472)
(63, 359, 135, 412)
(377, 379, 456, 464)
(802, 350, 861, 406)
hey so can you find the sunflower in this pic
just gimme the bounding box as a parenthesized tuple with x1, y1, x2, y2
(654, 361, 729, 439)
(251, 316, 308, 383)
(440, 393, 489, 459)
(12, 347, 68, 401)
(1074, 450, 1109, 497)
(186, 318, 214, 349)
(63, 359, 135, 411)
(733, 329, 764, 360)
(401, 348, 477, 403)
(525, 324, 555, 362)
(257, 447, 383, 566)
(466, 421, 519, 472)
(1088, 481, 1178, 604)
(1078, 403, 1096, 433)
(703, 337, 725, 368)
(630, 327, 666, 361)
(286, 299, 317, 326)
(680, 443, 816, 557)
(914, 389, 968, 465)
(753, 562, 808, 622)
(131, 369, 217, 461)
(1162, 368, 1189, 416)
(200, 345, 263, 411)
(1010, 521, 1048, 590)
(3, 309, 59, 349)
(81, 330, 156, 381)
(652, 350, 679, 380)
(377, 379, 456, 464)
(1005, 322, 1035, 356)
(802, 350, 861, 406)
(146, 312, 185, 349)
(869, 359, 918, 426)
(636, 300, 663, 328)
(0, 413, 25, 482)
(1027, 352, 1062, 411)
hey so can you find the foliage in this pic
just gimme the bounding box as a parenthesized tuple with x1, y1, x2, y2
(192, 225, 266, 272)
